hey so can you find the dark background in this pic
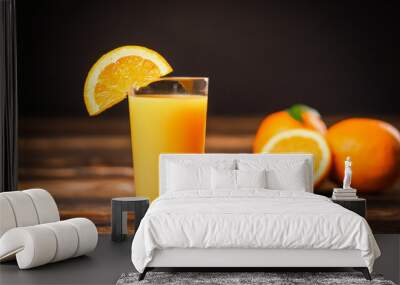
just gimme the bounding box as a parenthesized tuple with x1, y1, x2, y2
(16, 0, 396, 117)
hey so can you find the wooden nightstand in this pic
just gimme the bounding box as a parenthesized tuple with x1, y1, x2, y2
(331, 198, 366, 218)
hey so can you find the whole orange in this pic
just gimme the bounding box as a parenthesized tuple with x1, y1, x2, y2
(253, 104, 327, 152)
(327, 118, 400, 192)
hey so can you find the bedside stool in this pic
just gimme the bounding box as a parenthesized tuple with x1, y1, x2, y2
(111, 197, 149, 242)
(331, 198, 366, 218)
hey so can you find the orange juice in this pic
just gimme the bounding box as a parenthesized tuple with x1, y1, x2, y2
(128, 94, 207, 201)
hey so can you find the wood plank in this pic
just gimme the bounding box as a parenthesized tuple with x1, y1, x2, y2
(19, 115, 400, 137)
(19, 166, 133, 179)
(19, 136, 131, 151)
(19, 134, 255, 152)
(19, 152, 133, 168)
(206, 135, 254, 152)
(18, 178, 135, 200)
(19, 117, 132, 136)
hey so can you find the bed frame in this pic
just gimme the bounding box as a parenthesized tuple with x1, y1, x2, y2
(139, 154, 371, 280)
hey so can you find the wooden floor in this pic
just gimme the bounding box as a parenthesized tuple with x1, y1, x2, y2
(18, 115, 400, 233)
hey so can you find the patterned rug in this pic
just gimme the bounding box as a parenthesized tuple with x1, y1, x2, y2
(116, 271, 395, 285)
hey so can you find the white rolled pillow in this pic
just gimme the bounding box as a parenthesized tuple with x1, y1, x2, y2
(0, 196, 17, 237)
(0, 189, 60, 238)
(0, 226, 57, 267)
(0, 218, 98, 269)
(23, 189, 60, 224)
(0, 191, 40, 227)
(42, 221, 79, 262)
(64, 218, 98, 257)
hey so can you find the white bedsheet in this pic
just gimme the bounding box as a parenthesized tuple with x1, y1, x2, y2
(131, 190, 380, 273)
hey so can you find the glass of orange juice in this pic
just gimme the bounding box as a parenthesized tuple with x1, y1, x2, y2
(128, 77, 208, 201)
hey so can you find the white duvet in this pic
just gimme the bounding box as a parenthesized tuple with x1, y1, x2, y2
(131, 190, 380, 273)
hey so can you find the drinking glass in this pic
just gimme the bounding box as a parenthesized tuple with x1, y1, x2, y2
(128, 77, 208, 201)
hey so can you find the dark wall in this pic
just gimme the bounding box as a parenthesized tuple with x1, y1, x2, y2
(17, 0, 397, 117)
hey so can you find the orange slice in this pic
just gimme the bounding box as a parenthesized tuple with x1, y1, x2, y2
(261, 129, 332, 186)
(84, 46, 173, 116)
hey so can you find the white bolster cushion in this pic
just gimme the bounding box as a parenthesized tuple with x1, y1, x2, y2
(0, 196, 17, 237)
(42, 221, 79, 262)
(0, 191, 39, 227)
(23, 189, 60, 224)
(0, 189, 60, 236)
(64, 218, 98, 257)
(0, 226, 57, 268)
(0, 218, 98, 269)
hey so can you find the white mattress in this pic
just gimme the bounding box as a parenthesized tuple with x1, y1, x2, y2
(131, 190, 380, 273)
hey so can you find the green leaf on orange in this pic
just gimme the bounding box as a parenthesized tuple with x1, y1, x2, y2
(287, 104, 321, 122)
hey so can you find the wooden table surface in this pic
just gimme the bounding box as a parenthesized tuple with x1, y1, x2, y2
(18, 115, 400, 233)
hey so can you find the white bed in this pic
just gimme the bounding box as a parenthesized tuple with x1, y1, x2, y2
(131, 154, 380, 280)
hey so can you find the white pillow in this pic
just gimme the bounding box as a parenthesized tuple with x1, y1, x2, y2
(237, 159, 309, 191)
(167, 163, 210, 191)
(166, 160, 236, 192)
(236, 169, 267, 189)
(166, 159, 236, 191)
(211, 169, 267, 190)
(211, 169, 236, 190)
(266, 166, 307, 191)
